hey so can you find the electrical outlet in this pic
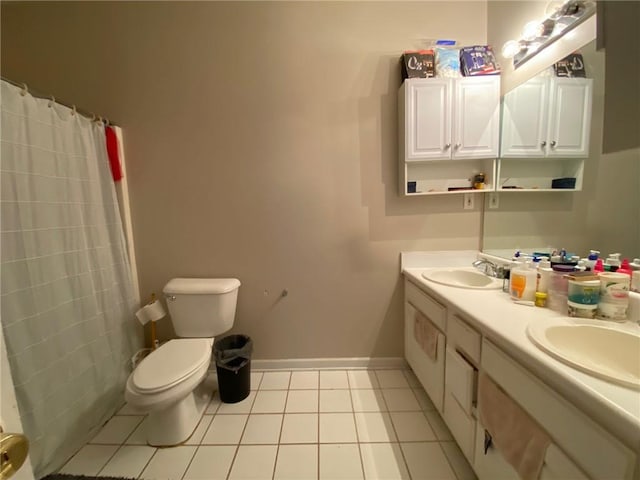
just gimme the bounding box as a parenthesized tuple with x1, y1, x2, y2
(463, 193, 474, 210)
(489, 193, 499, 209)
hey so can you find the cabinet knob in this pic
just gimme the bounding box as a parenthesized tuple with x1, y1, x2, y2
(550, 141, 557, 147)
(541, 141, 546, 147)
(445, 143, 451, 149)
(454, 143, 461, 149)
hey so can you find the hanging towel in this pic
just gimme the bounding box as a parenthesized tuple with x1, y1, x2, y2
(478, 372, 551, 480)
(413, 309, 439, 360)
(105, 125, 123, 181)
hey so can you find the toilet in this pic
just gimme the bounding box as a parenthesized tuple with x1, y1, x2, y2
(125, 277, 241, 447)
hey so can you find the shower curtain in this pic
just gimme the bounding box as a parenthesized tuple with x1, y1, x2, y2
(0, 81, 142, 478)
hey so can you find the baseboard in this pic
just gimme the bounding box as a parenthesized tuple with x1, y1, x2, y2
(249, 357, 408, 371)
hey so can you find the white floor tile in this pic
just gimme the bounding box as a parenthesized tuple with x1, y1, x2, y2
(347, 370, 379, 389)
(183, 445, 236, 480)
(241, 414, 283, 444)
(319, 390, 352, 412)
(390, 411, 437, 442)
(280, 413, 318, 444)
(375, 370, 410, 389)
(206, 391, 221, 414)
(124, 418, 147, 445)
(290, 370, 319, 389)
(90, 415, 144, 444)
(184, 415, 214, 445)
(260, 371, 291, 390)
(60, 445, 119, 475)
(401, 442, 457, 480)
(117, 403, 141, 415)
(441, 441, 478, 480)
(402, 370, 422, 388)
(286, 389, 318, 413)
(354, 412, 397, 442)
(99, 445, 155, 478)
(425, 410, 453, 441)
(251, 371, 264, 390)
(360, 443, 410, 480)
(252, 390, 288, 413)
(274, 444, 318, 480)
(228, 445, 278, 479)
(413, 387, 437, 412)
(351, 389, 387, 412)
(217, 390, 257, 414)
(202, 414, 248, 444)
(319, 413, 357, 443)
(320, 370, 349, 389)
(140, 445, 197, 480)
(381, 389, 421, 411)
(319, 444, 363, 480)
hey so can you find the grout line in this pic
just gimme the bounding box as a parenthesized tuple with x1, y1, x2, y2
(136, 446, 158, 479)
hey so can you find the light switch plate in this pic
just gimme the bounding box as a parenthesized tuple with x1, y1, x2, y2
(463, 193, 474, 210)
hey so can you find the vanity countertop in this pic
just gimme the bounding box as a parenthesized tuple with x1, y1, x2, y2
(402, 255, 640, 452)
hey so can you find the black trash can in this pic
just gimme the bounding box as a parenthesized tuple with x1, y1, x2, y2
(213, 334, 253, 403)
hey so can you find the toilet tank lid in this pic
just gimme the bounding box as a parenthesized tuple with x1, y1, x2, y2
(163, 278, 241, 294)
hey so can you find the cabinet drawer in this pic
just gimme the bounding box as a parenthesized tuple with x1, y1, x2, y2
(445, 346, 476, 416)
(448, 313, 481, 364)
(444, 390, 476, 463)
(482, 340, 635, 480)
(406, 281, 446, 331)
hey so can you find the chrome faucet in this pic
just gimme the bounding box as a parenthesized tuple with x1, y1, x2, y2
(472, 259, 508, 279)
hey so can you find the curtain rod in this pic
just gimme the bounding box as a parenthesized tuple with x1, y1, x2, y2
(1, 76, 118, 127)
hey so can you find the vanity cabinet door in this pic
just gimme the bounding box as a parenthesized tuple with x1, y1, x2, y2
(453, 76, 500, 159)
(500, 76, 549, 158)
(405, 79, 452, 161)
(546, 78, 593, 157)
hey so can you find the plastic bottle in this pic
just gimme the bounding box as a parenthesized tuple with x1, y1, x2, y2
(605, 253, 621, 272)
(630, 258, 640, 271)
(593, 259, 604, 274)
(510, 261, 537, 302)
(536, 259, 552, 294)
(617, 259, 632, 277)
(583, 250, 600, 271)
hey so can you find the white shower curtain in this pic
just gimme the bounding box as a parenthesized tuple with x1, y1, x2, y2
(0, 80, 142, 478)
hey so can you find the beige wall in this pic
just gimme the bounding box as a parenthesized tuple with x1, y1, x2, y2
(1, 2, 488, 359)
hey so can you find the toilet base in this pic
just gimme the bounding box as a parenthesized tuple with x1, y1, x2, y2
(146, 377, 213, 447)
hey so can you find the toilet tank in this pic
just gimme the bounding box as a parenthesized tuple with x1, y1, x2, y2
(163, 278, 241, 338)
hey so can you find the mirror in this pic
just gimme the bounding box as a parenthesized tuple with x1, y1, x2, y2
(482, 37, 640, 261)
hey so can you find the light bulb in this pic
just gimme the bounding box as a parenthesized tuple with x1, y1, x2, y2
(522, 21, 543, 41)
(501, 40, 522, 59)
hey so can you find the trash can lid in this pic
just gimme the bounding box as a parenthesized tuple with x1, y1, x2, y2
(132, 339, 212, 393)
(163, 278, 241, 295)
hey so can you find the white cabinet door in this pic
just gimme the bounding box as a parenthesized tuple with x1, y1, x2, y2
(406, 79, 452, 161)
(546, 78, 593, 157)
(453, 76, 500, 159)
(500, 77, 548, 158)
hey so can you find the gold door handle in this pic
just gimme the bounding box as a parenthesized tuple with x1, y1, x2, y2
(1, 433, 29, 479)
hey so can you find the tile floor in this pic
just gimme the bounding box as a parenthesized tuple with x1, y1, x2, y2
(60, 369, 477, 480)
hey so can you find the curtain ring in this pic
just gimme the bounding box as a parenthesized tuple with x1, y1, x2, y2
(47, 95, 55, 108)
(90, 113, 96, 121)
(71, 105, 77, 116)
(20, 83, 28, 96)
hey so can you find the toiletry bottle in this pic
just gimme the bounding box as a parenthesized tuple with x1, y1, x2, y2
(605, 253, 621, 272)
(537, 259, 552, 294)
(510, 261, 537, 302)
(630, 258, 640, 271)
(617, 259, 632, 277)
(584, 250, 600, 271)
(594, 259, 604, 274)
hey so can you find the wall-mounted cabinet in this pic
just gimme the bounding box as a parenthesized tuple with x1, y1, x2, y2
(399, 76, 500, 195)
(498, 76, 593, 193)
(501, 77, 593, 158)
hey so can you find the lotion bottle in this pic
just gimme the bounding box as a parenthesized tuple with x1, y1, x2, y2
(510, 261, 537, 302)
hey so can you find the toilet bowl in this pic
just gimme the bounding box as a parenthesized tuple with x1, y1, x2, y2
(124, 277, 241, 447)
(125, 338, 214, 447)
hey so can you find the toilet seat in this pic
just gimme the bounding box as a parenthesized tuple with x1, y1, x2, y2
(132, 338, 212, 394)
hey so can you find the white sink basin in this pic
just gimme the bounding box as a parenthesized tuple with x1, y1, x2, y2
(527, 323, 640, 390)
(422, 268, 502, 290)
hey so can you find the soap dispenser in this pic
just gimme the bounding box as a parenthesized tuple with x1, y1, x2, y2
(584, 250, 600, 271)
(605, 253, 621, 272)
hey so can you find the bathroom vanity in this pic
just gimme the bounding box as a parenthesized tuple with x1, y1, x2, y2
(402, 252, 640, 480)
